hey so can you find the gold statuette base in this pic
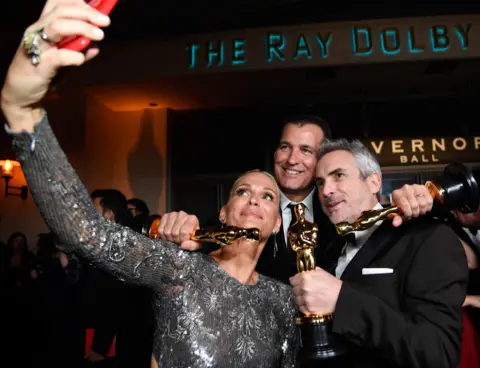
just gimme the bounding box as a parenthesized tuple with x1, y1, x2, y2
(296, 313, 333, 325)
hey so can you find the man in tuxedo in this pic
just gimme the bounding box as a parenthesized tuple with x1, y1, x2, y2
(290, 139, 469, 367)
(255, 114, 336, 283)
(452, 205, 480, 269)
(440, 169, 480, 307)
(158, 114, 433, 284)
(449, 203, 480, 368)
(448, 195, 480, 365)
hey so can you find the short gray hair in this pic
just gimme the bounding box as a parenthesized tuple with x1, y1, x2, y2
(317, 139, 382, 185)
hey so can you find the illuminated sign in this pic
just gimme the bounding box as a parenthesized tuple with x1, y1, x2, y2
(351, 24, 469, 56)
(178, 15, 478, 73)
(362, 136, 480, 166)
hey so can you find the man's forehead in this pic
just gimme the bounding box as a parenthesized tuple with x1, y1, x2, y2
(317, 151, 355, 173)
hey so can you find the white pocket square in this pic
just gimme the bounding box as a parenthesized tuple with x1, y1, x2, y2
(362, 268, 394, 275)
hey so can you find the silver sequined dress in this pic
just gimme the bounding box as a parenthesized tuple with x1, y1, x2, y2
(7, 114, 299, 368)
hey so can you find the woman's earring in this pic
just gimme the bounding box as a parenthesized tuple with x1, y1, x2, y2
(272, 231, 278, 257)
(220, 219, 225, 228)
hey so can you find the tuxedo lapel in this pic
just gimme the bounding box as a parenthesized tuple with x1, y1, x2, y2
(449, 220, 476, 248)
(277, 221, 287, 250)
(312, 188, 322, 219)
(317, 235, 347, 275)
(312, 188, 339, 251)
(340, 222, 402, 281)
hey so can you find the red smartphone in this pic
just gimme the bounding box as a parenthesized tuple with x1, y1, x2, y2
(58, 0, 119, 51)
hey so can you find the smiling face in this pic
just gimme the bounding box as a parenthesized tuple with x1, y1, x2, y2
(220, 171, 281, 240)
(316, 150, 381, 225)
(274, 123, 325, 201)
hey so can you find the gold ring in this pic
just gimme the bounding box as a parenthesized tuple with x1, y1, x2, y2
(22, 28, 51, 66)
(415, 194, 425, 198)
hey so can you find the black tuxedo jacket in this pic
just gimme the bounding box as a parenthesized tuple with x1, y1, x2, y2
(447, 219, 480, 342)
(317, 217, 468, 368)
(449, 218, 480, 258)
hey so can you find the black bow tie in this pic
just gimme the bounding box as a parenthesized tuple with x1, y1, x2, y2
(342, 233, 356, 246)
(468, 228, 478, 236)
(325, 232, 357, 275)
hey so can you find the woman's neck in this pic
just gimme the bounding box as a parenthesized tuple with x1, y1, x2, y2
(212, 239, 265, 285)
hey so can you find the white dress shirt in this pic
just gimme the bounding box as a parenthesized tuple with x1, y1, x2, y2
(335, 203, 384, 278)
(463, 226, 480, 248)
(280, 189, 315, 246)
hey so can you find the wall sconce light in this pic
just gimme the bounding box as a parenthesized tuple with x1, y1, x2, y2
(0, 159, 28, 199)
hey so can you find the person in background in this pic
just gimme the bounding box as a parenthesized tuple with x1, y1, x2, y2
(126, 197, 155, 368)
(1, 232, 38, 367)
(446, 174, 480, 368)
(127, 198, 150, 218)
(83, 189, 133, 366)
(127, 197, 154, 235)
(35, 232, 84, 368)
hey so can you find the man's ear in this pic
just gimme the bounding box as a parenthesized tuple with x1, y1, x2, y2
(367, 172, 381, 195)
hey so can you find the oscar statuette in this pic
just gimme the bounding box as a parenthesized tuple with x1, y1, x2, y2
(189, 226, 261, 246)
(336, 162, 479, 235)
(143, 216, 261, 246)
(288, 203, 347, 365)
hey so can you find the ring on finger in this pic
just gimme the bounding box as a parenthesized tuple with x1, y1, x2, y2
(414, 193, 425, 198)
(39, 28, 55, 44)
(22, 27, 54, 66)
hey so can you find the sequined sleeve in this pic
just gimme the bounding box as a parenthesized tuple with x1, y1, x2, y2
(281, 293, 300, 367)
(6, 113, 190, 287)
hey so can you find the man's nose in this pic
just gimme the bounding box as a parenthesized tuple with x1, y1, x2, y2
(287, 148, 300, 165)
